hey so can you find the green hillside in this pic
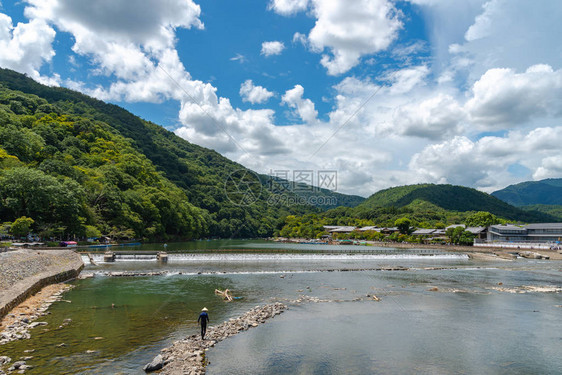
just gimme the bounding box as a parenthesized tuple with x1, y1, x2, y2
(276, 183, 556, 239)
(521, 204, 562, 221)
(0, 68, 362, 240)
(492, 179, 562, 206)
(355, 183, 553, 222)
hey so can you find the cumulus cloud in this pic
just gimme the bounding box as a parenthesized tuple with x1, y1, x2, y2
(268, 0, 309, 15)
(261, 41, 285, 56)
(239, 80, 274, 104)
(393, 94, 465, 139)
(409, 126, 562, 191)
(384, 65, 429, 94)
(534, 155, 562, 180)
(25, 0, 203, 50)
(22, 0, 203, 101)
(271, 0, 402, 75)
(281, 85, 318, 124)
(465, 64, 562, 129)
(0, 13, 57, 83)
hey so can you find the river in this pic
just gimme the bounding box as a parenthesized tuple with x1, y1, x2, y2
(1, 240, 560, 374)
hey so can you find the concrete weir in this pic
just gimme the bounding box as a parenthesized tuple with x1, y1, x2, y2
(0, 250, 84, 320)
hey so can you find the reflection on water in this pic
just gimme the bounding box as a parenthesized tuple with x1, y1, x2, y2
(1, 240, 560, 374)
(210, 296, 562, 375)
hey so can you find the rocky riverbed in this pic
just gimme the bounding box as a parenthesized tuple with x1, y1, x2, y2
(0, 284, 74, 374)
(145, 303, 287, 374)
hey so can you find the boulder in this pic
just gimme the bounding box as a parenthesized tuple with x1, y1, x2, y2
(143, 354, 164, 372)
(10, 361, 26, 369)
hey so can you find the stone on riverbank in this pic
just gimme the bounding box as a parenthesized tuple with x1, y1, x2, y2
(0, 284, 73, 345)
(143, 354, 164, 372)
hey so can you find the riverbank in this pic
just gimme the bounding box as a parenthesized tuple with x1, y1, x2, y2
(274, 238, 562, 260)
(0, 250, 83, 320)
(0, 283, 73, 345)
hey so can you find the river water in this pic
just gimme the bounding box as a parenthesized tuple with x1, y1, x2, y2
(1, 240, 560, 374)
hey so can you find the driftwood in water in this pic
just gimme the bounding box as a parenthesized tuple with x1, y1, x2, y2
(87, 253, 97, 266)
(214, 288, 233, 302)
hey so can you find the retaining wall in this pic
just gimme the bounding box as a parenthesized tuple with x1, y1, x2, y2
(0, 250, 84, 319)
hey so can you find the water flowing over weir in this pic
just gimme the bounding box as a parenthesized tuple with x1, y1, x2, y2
(81, 248, 468, 264)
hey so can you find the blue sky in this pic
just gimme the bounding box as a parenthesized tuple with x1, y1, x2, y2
(1, 0, 562, 196)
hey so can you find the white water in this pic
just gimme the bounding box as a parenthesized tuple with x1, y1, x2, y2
(82, 252, 468, 264)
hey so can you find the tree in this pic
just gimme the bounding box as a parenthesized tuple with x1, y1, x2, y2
(446, 226, 474, 245)
(465, 211, 501, 227)
(11, 216, 35, 238)
(85, 225, 102, 239)
(395, 217, 412, 234)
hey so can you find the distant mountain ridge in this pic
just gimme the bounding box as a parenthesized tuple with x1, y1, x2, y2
(492, 178, 562, 206)
(355, 183, 554, 223)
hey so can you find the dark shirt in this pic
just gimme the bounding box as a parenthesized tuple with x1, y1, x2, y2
(198, 312, 209, 325)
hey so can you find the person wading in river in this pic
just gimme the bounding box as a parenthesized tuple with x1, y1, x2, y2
(198, 307, 209, 339)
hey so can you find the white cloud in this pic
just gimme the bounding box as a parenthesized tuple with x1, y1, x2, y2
(292, 32, 307, 46)
(534, 155, 562, 180)
(271, 0, 402, 75)
(409, 127, 562, 191)
(25, 0, 203, 50)
(268, 0, 309, 15)
(22, 0, 203, 100)
(393, 94, 465, 139)
(240, 80, 274, 104)
(0, 13, 57, 83)
(448, 0, 562, 80)
(230, 53, 247, 63)
(464, 0, 497, 41)
(281, 84, 318, 124)
(261, 41, 285, 57)
(384, 65, 429, 94)
(310, 0, 402, 75)
(465, 64, 562, 129)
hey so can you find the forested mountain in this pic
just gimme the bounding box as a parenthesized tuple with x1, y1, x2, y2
(520, 205, 562, 221)
(0, 68, 361, 240)
(354, 183, 553, 222)
(491, 178, 562, 206)
(276, 183, 556, 239)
